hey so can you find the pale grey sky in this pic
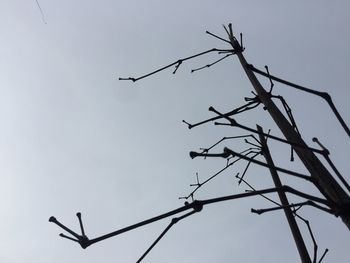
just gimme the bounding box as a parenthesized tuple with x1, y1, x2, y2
(0, 1, 349, 262)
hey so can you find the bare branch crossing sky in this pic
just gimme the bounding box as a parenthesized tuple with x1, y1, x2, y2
(0, 1, 349, 262)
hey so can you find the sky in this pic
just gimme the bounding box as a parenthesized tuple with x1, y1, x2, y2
(0, 1, 349, 262)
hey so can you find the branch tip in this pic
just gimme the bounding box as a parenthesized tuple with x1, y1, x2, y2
(182, 120, 193, 129)
(189, 151, 198, 159)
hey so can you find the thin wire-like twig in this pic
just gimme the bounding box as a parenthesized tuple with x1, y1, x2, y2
(318, 249, 329, 263)
(119, 48, 233, 82)
(199, 135, 261, 154)
(205, 30, 231, 44)
(136, 210, 197, 263)
(191, 148, 315, 183)
(238, 151, 261, 184)
(182, 100, 260, 129)
(235, 174, 280, 206)
(209, 106, 325, 155)
(251, 201, 333, 215)
(35, 0, 47, 24)
(191, 53, 234, 73)
(180, 149, 259, 200)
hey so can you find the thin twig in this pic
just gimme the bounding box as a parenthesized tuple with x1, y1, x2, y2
(191, 147, 315, 183)
(180, 149, 259, 200)
(119, 48, 233, 82)
(209, 106, 325, 155)
(206, 30, 231, 44)
(136, 210, 196, 263)
(235, 174, 280, 206)
(35, 0, 47, 24)
(318, 249, 329, 263)
(199, 135, 260, 154)
(251, 201, 333, 215)
(182, 100, 260, 129)
(191, 53, 234, 73)
(238, 151, 261, 184)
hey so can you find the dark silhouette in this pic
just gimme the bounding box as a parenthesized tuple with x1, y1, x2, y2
(50, 24, 350, 262)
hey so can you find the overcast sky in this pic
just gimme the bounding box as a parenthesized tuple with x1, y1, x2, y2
(0, 1, 349, 262)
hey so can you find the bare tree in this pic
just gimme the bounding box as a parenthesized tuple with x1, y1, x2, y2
(49, 24, 349, 263)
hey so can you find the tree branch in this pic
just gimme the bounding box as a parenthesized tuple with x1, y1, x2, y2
(119, 48, 233, 82)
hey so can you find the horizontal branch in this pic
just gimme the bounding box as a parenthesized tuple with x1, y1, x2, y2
(190, 147, 314, 183)
(119, 48, 234, 82)
(182, 100, 260, 129)
(209, 106, 325, 155)
(251, 200, 334, 215)
(191, 53, 234, 73)
(50, 186, 331, 249)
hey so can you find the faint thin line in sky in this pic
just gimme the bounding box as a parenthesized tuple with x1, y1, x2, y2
(35, 0, 47, 24)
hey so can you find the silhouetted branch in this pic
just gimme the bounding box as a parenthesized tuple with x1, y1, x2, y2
(247, 64, 350, 137)
(270, 94, 301, 161)
(200, 185, 330, 207)
(49, 201, 202, 249)
(244, 138, 261, 149)
(59, 233, 79, 243)
(205, 30, 231, 44)
(226, 147, 322, 185)
(199, 135, 261, 155)
(238, 151, 261, 185)
(235, 174, 280, 205)
(272, 95, 300, 135)
(209, 106, 325, 155)
(50, 185, 329, 249)
(76, 212, 86, 237)
(239, 33, 245, 52)
(236, 174, 328, 263)
(49, 213, 90, 249)
(136, 210, 197, 263)
(180, 149, 259, 200)
(182, 100, 261, 129)
(191, 53, 234, 73)
(312, 137, 350, 193)
(119, 48, 234, 82)
(189, 172, 201, 188)
(318, 249, 329, 263)
(251, 201, 333, 215)
(190, 148, 315, 183)
(223, 23, 244, 53)
(265, 65, 274, 93)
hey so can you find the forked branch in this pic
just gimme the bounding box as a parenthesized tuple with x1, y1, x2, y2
(119, 48, 234, 82)
(50, 185, 331, 251)
(247, 64, 350, 137)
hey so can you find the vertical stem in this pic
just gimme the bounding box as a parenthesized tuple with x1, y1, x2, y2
(257, 125, 311, 263)
(230, 36, 350, 229)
